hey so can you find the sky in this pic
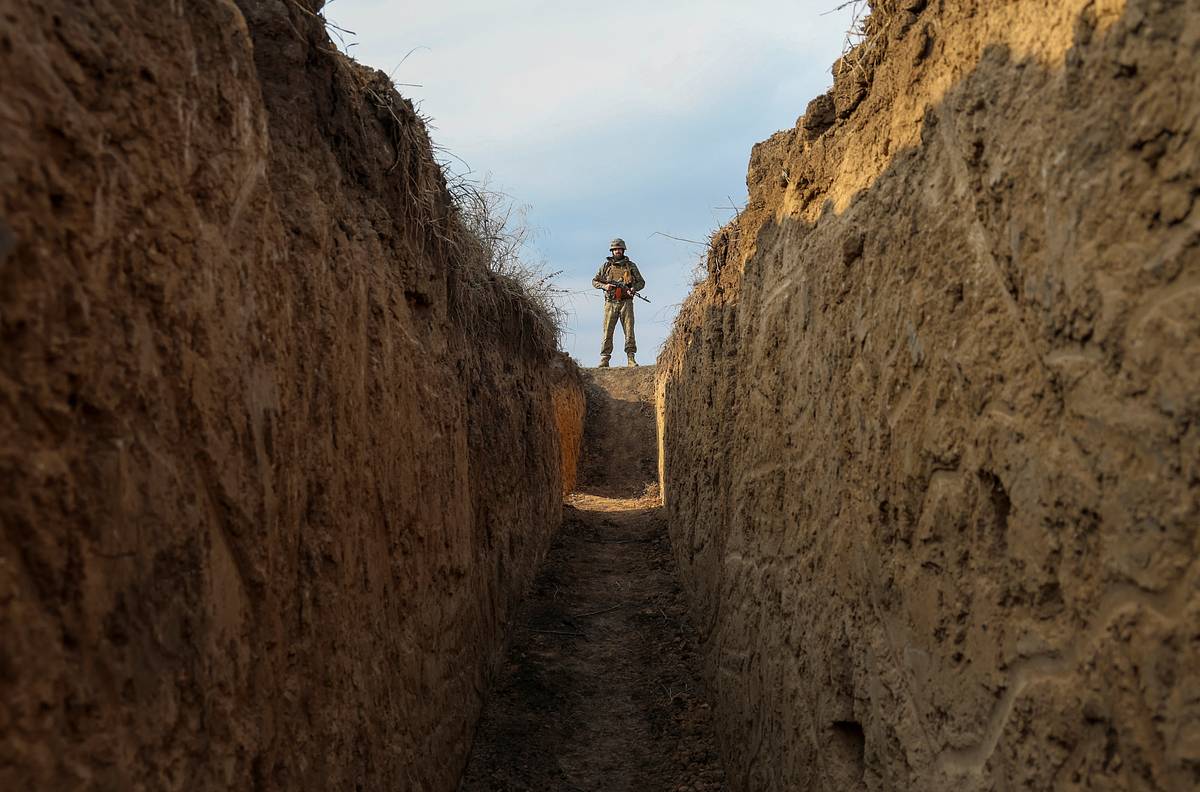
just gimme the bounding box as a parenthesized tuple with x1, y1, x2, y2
(326, 0, 865, 365)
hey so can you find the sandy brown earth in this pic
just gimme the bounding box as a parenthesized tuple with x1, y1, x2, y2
(460, 368, 728, 792)
(577, 365, 660, 498)
(0, 2, 581, 789)
(658, 0, 1200, 790)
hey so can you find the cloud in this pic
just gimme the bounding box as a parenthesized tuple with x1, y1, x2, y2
(328, 0, 860, 363)
(335, 1, 854, 145)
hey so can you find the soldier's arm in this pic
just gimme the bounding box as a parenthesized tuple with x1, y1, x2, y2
(630, 263, 646, 292)
(592, 263, 610, 289)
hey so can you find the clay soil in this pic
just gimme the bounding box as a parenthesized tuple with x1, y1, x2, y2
(459, 367, 728, 792)
(656, 2, 1200, 789)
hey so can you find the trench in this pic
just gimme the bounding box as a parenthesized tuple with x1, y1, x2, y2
(459, 366, 728, 791)
(4, 2, 1196, 790)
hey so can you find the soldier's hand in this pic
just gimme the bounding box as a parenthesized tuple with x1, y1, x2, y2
(604, 283, 614, 291)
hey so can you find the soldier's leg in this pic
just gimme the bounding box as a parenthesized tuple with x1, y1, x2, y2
(600, 300, 620, 360)
(621, 300, 636, 355)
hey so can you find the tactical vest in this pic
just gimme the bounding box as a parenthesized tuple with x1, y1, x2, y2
(604, 262, 634, 285)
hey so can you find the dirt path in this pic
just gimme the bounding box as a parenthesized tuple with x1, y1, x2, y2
(459, 368, 729, 792)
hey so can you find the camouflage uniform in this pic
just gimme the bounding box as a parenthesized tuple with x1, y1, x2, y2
(592, 255, 646, 361)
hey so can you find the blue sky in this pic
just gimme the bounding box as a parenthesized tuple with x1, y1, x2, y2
(327, 0, 864, 364)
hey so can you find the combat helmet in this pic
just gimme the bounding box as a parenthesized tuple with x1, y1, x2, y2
(609, 237, 626, 251)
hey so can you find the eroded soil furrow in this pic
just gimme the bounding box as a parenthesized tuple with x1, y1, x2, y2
(459, 492, 728, 792)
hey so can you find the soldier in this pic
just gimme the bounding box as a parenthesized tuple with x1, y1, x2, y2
(592, 237, 646, 367)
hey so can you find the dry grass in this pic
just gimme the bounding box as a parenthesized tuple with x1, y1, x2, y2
(445, 176, 568, 358)
(830, 0, 893, 79)
(326, 36, 564, 358)
(830, 0, 873, 56)
(287, 0, 567, 360)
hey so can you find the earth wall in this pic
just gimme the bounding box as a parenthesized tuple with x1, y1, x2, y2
(0, 1, 581, 789)
(657, 1, 1200, 789)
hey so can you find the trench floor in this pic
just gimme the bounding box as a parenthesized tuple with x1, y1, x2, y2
(458, 490, 729, 792)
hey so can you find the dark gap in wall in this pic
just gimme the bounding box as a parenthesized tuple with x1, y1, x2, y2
(826, 720, 866, 791)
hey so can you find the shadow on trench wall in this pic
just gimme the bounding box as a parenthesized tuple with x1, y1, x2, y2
(656, 0, 1199, 789)
(0, 1, 586, 790)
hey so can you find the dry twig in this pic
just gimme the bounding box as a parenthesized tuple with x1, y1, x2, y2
(651, 231, 713, 249)
(528, 628, 587, 638)
(572, 603, 629, 618)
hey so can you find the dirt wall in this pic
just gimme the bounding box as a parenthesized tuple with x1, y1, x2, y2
(658, 1, 1199, 790)
(554, 361, 587, 495)
(578, 367, 659, 497)
(0, 1, 582, 789)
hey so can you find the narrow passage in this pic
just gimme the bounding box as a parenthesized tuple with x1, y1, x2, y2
(460, 368, 728, 792)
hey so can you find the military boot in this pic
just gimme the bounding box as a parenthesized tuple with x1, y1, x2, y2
(627, 354, 638, 367)
(598, 356, 610, 368)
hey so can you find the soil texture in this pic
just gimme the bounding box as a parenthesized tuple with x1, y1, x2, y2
(577, 366, 659, 497)
(0, 2, 582, 789)
(460, 368, 728, 792)
(658, 1, 1200, 790)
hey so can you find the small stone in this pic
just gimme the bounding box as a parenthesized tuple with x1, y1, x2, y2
(843, 232, 865, 265)
(801, 93, 836, 139)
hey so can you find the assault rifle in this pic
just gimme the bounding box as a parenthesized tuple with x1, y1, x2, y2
(602, 280, 651, 303)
